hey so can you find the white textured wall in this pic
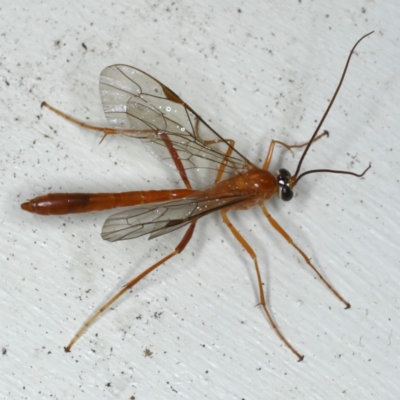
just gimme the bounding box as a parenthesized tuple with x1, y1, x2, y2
(1, 1, 399, 399)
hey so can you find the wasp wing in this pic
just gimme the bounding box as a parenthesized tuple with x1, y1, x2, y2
(99, 65, 251, 188)
(101, 193, 252, 242)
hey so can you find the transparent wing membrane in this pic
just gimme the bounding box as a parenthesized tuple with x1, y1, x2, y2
(102, 193, 251, 242)
(100, 65, 251, 187)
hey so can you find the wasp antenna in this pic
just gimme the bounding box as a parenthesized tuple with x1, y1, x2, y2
(294, 31, 374, 178)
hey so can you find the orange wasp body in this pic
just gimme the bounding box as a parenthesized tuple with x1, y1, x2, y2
(22, 33, 373, 360)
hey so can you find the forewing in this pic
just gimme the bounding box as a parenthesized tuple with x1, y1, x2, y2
(101, 193, 251, 242)
(99, 65, 250, 188)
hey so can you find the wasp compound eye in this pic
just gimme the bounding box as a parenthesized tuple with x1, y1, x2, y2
(277, 169, 293, 201)
(280, 185, 293, 201)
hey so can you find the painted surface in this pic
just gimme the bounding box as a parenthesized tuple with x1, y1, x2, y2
(1, 1, 398, 399)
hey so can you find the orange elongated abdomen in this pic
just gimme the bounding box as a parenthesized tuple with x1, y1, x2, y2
(21, 189, 195, 215)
